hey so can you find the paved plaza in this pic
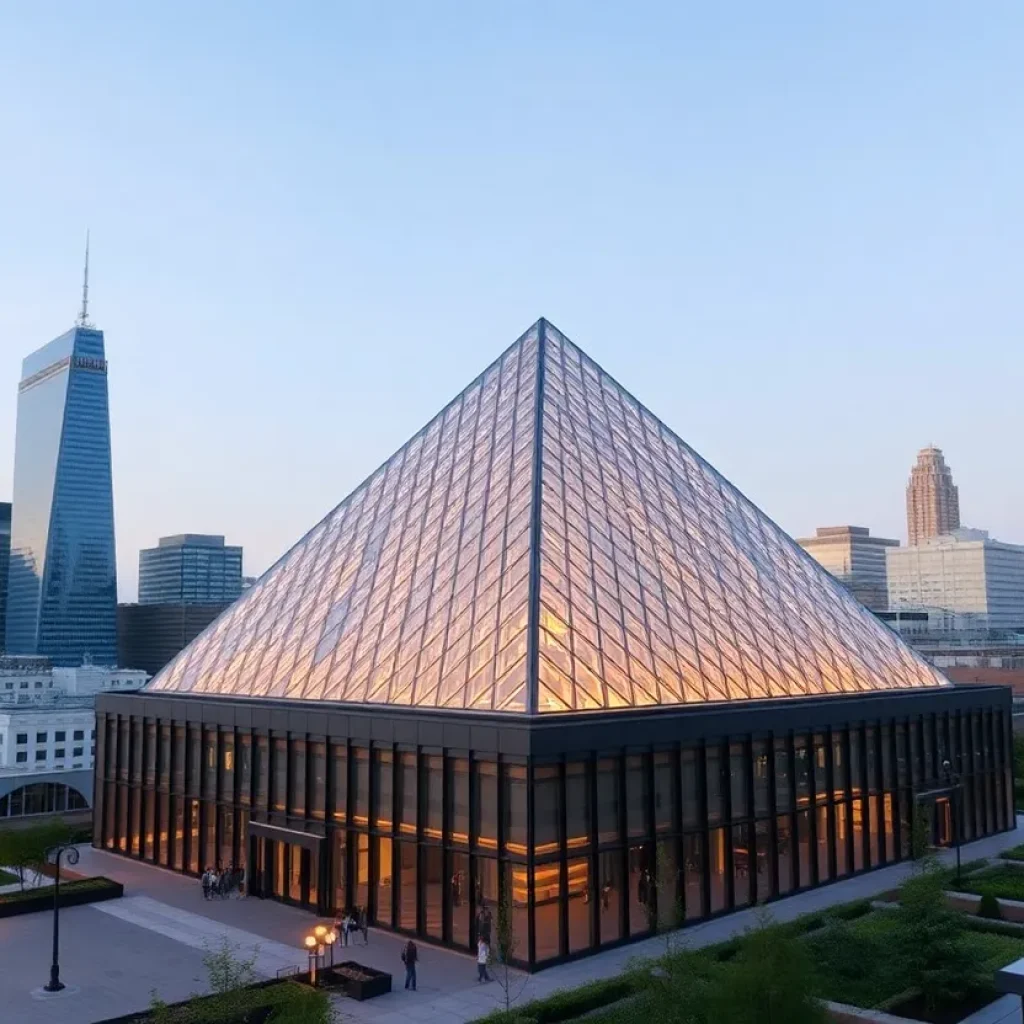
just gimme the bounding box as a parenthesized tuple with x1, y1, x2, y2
(0, 823, 1022, 1023)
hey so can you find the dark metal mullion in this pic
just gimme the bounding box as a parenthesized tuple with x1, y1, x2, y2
(766, 731, 779, 899)
(722, 740, 734, 910)
(858, 725, 870, 871)
(617, 753, 628, 938)
(825, 728, 837, 881)
(391, 745, 400, 929)
(842, 727, 854, 874)
(698, 740, 710, 917)
(524, 320, 547, 715)
(557, 759, 569, 958)
(588, 754, 599, 947)
(785, 731, 799, 890)
(526, 761, 537, 966)
(743, 737, 755, 906)
(806, 733, 819, 886)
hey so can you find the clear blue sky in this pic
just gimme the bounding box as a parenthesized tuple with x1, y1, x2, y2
(1, 2, 1021, 601)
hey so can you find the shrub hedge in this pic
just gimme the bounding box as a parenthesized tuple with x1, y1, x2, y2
(0, 876, 123, 918)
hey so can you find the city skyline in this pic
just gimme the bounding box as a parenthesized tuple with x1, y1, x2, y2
(1, 4, 1022, 599)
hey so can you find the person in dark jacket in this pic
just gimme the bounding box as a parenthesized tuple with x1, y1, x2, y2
(401, 939, 418, 990)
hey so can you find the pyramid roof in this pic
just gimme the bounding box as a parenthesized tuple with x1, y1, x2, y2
(148, 320, 949, 713)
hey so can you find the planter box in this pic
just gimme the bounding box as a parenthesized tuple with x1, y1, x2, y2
(997, 897, 1024, 923)
(825, 1000, 921, 1023)
(323, 961, 392, 1000)
(0, 877, 123, 920)
(944, 890, 982, 914)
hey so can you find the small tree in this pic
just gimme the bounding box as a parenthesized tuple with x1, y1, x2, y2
(911, 804, 932, 860)
(706, 914, 827, 1024)
(491, 887, 529, 1014)
(202, 936, 260, 994)
(647, 854, 685, 955)
(896, 862, 985, 1013)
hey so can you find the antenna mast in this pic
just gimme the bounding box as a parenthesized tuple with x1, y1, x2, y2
(76, 231, 92, 328)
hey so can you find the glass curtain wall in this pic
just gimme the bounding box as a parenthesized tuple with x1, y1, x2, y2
(95, 703, 1014, 969)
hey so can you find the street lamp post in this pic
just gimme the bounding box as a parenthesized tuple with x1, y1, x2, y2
(942, 759, 963, 887)
(44, 843, 80, 992)
(325, 929, 337, 967)
(304, 935, 318, 986)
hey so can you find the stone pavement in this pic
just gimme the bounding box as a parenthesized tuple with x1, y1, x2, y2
(4, 820, 1022, 1024)
(963, 994, 1021, 1024)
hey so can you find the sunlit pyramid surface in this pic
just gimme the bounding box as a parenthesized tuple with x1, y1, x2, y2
(147, 320, 948, 712)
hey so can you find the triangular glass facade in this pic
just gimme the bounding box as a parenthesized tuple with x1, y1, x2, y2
(148, 320, 948, 712)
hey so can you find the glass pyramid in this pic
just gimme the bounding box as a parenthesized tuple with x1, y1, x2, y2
(147, 320, 949, 713)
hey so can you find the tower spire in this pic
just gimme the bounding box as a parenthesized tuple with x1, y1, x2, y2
(76, 231, 92, 328)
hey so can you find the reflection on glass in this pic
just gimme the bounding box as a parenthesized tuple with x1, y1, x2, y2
(332, 832, 346, 912)
(423, 846, 443, 939)
(375, 836, 393, 924)
(709, 828, 726, 912)
(628, 844, 652, 934)
(683, 833, 703, 920)
(423, 755, 443, 841)
(567, 856, 592, 952)
(534, 862, 562, 961)
(474, 761, 498, 851)
(355, 833, 369, 911)
(732, 823, 750, 908)
(503, 764, 528, 855)
(835, 803, 848, 877)
(598, 850, 622, 943)
(397, 842, 417, 931)
(451, 851, 470, 946)
(373, 749, 393, 830)
(448, 758, 469, 846)
(330, 743, 347, 821)
(535, 765, 560, 855)
(597, 758, 620, 844)
(797, 809, 811, 886)
(776, 814, 794, 894)
(352, 748, 369, 827)
(566, 761, 591, 850)
(397, 752, 417, 836)
(682, 748, 699, 829)
(816, 805, 830, 882)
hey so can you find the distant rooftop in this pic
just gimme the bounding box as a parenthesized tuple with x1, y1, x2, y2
(157, 534, 228, 549)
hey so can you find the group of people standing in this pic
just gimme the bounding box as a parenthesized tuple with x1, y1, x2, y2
(332, 906, 369, 946)
(200, 865, 244, 899)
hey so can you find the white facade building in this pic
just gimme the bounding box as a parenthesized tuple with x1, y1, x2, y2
(0, 698, 96, 772)
(0, 659, 147, 820)
(886, 529, 1024, 631)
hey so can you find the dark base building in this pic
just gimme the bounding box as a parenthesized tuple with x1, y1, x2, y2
(96, 321, 1013, 970)
(117, 602, 232, 676)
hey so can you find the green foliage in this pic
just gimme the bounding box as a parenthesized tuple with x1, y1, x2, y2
(1002, 844, 1024, 862)
(0, 819, 74, 889)
(147, 980, 330, 1023)
(0, 868, 19, 886)
(965, 866, 1024, 903)
(824, 898, 873, 923)
(896, 863, 987, 1012)
(804, 915, 898, 1009)
(0, 876, 114, 906)
(1013, 735, 1024, 780)
(201, 936, 260, 995)
(964, 915, 1024, 939)
(910, 804, 932, 860)
(979, 893, 1002, 920)
(473, 976, 643, 1024)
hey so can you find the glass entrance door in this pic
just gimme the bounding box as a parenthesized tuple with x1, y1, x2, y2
(249, 832, 321, 912)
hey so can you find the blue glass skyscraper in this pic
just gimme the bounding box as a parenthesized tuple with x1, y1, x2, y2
(5, 252, 117, 666)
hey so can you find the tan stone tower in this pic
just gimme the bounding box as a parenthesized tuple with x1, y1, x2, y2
(906, 446, 960, 545)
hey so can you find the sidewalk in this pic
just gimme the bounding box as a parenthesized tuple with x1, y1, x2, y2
(74, 819, 1024, 1024)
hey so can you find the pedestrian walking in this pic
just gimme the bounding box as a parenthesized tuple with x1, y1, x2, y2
(358, 906, 368, 945)
(342, 910, 353, 946)
(401, 939, 418, 990)
(201, 867, 212, 900)
(477, 938, 491, 982)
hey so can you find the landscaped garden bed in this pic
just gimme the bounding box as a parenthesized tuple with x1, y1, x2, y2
(473, 862, 1024, 1024)
(0, 876, 123, 919)
(95, 978, 330, 1023)
(962, 866, 1024, 902)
